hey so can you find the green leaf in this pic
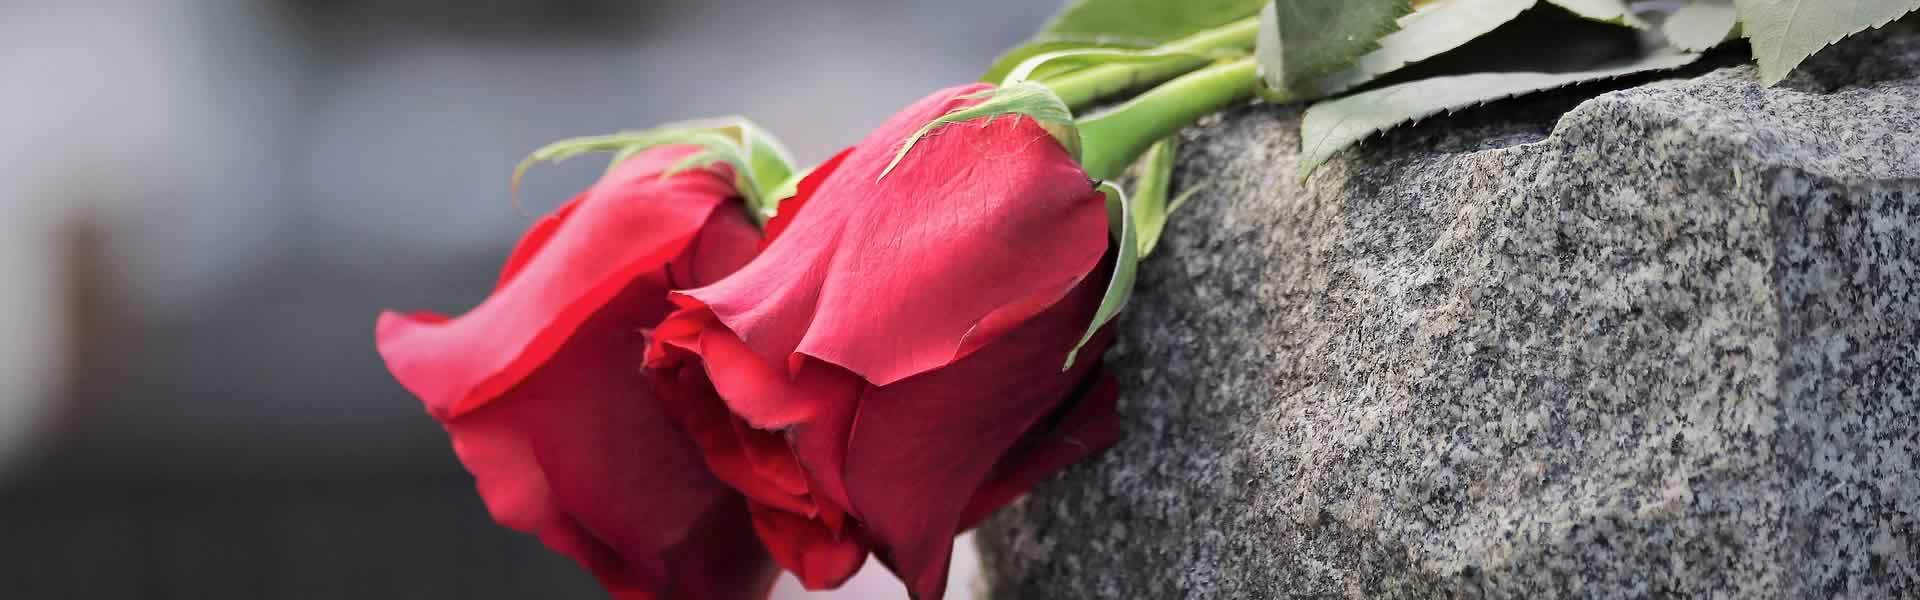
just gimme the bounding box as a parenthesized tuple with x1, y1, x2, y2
(881, 82, 1079, 180)
(1734, 0, 1920, 85)
(1299, 51, 1701, 178)
(1066, 181, 1140, 369)
(1357, 5, 1644, 81)
(1312, 0, 1539, 97)
(1544, 0, 1648, 27)
(983, 0, 1268, 83)
(1664, 1, 1739, 51)
(1256, 0, 1412, 100)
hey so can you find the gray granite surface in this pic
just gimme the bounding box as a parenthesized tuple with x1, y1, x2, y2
(979, 32, 1920, 599)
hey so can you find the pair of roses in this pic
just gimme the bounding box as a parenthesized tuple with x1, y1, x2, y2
(376, 84, 1121, 599)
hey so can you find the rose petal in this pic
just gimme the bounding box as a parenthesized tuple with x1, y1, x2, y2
(444, 407, 620, 578)
(957, 371, 1120, 531)
(670, 200, 762, 289)
(799, 274, 1114, 600)
(652, 330, 872, 529)
(495, 195, 583, 290)
(761, 147, 852, 244)
(731, 412, 813, 498)
(702, 324, 871, 432)
(653, 363, 815, 517)
(444, 278, 775, 598)
(781, 372, 863, 520)
(749, 502, 869, 590)
(377, 145, 739, 420)
(666, 494, 782, 600)
(683, 84, 1110, 386)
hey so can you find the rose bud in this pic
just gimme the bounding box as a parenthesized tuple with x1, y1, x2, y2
(376, 145, 778, 600)
(645, 84, 1123, 599)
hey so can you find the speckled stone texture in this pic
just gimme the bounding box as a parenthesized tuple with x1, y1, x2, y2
(979, 32, 1920, 599)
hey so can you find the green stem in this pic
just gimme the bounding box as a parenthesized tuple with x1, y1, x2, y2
(1043, 16, 1261, 111)
(1075, 57, 1258, 181)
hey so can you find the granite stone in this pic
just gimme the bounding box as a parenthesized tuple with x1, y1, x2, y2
(979, 32, 1920, 599)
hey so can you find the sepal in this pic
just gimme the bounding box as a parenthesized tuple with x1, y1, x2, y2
(1128, 137, 1203, 258)
(880, 82, 1081, 180)
(514, 117, 797, 225)
(1064, 180, 1139, 368)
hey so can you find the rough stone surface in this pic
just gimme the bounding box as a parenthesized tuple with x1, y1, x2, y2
(979, 33, 1920, 599)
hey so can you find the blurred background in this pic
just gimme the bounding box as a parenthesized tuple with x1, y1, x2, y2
(0, 0, 1057, 597)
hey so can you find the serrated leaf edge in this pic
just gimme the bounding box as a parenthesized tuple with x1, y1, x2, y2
(1299, 52, 1702, 179)
(1256, 0, 1413, 102)
(1737, 0, 1920, 85)
(1313, 0, 1540, 97)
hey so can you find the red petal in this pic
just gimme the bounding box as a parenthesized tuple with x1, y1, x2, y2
(496, 195, 583, 290)
(377, 145, 738, 420)
(750, 502, 869, 590)
(798, 274, 1115, 600)
(761, 147, 852, 244)
(651, 309, 870, 523)
(668, 200, 762, 290)
(643, 305, 712, 367)
(443, 279, 776, 599)
(782, 375, 863, 520)
(444, 407, 619, 578)
(957, 371, 1120, 531)
(653, 363, 815, 517)
(696, 323, 867, 430)
(682, 84, 1110, 386)
(731, 412, 813, 498)
(666, 494, 783, 600)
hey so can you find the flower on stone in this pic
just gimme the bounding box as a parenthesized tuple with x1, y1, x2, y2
(375, 146, 777, 600)
(644, 84, 1123, 599)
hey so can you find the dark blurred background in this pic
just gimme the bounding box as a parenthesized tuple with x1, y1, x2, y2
(0, 1, 1056, 597)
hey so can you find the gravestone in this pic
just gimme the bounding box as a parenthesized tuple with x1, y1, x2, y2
(979, 32, 1920, 598)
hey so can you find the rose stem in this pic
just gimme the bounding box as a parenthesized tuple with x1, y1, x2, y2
(1072, 56, 1258, 181)
(1042, 16, 1260, 112)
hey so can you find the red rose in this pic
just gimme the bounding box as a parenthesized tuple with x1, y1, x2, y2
(376, 146, 777, 600)
(645, 85, 1122, 599)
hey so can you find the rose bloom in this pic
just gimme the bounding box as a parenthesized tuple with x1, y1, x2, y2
(646, 84, 1121, 599)
(376, 146, 777, 600)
